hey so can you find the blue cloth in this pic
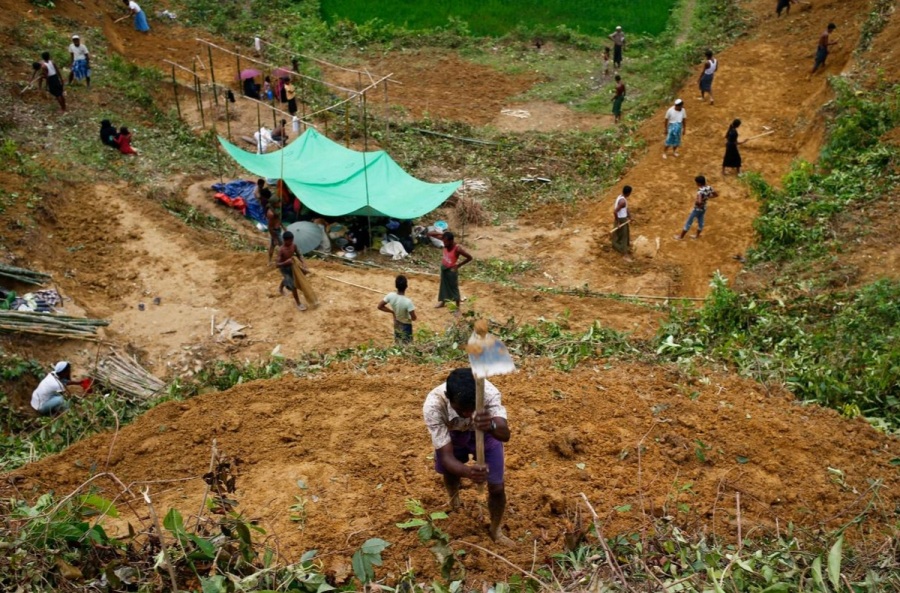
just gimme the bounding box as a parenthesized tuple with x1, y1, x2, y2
(134, 10, 150, 32)
(72, 59, 90, 80)
(211, 180, 266, 225)
(38, 395, 69, 415)
(683, 207, 706, 232)
(666, 122, 683, 147)
(699, 73, 714, 92)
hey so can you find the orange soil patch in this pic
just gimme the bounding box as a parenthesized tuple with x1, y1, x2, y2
(6, 361, 899, 586)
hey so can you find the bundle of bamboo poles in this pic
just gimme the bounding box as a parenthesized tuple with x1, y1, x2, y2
(92, 349, 166, 401)
(0, 311, 108, 338)
(0, 264, 51, 285)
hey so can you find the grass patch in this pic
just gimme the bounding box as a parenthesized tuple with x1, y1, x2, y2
(320, 0, 677, 37)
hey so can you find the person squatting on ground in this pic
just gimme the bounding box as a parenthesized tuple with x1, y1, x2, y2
(722, 119, 745, 175)
(698, 49, 717, 104)
(123, 0, 151, 32)
(68, 35, 90, 87)
(427, 230, 473, 309)
(31, 361, 82, 415)
(378, 274, 417, 344)
(423, 368, 514, 546)
(612, 75, 626, 124)
(612, 185, 632, 256)
(811, 23, 837, 75)
(675, 175, 719, 240)
(100, 119, 119, 147)
(32, 52, 66, 112)
(115, 126, 137, 155)
(275, 230, 311, 312)
(663, 99, 686, 158)
(602, 46, 611, 76)
(608, 26, 625, 70)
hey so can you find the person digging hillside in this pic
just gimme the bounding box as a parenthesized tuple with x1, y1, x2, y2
(31, 361, 87, 415)
(423, 367, 514, 547)
(612, 184, 632, 257)
(427, 230, 472, 310)
(274, 230, 311, 312)
(31, 52, 66, 112)
(810, 23, 838, 76)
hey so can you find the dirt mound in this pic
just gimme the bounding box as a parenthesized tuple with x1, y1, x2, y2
(7, 360, 899, 585)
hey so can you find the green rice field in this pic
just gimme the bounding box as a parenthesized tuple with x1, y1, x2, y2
(319, 0, 677, 37)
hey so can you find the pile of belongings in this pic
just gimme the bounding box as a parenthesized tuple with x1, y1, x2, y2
(212, 180, 266, 225)
(0, 288, 62, 312)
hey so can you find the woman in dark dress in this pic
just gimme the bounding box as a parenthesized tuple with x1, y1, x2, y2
(722, 119, 744, 175)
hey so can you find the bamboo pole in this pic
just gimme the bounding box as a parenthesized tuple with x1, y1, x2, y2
(256, 101, 262, 152)
(171, 65, 181, 119)
(344, 94, 350, 148)
(224, 90, 231, 141)
(383, 79, 389, 144)
(207, 45, 218, 107)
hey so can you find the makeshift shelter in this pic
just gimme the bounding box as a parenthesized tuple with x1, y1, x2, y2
(218, 129, 461, 219)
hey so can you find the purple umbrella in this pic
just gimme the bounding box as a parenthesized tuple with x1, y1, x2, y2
(237, 68, 262, 81)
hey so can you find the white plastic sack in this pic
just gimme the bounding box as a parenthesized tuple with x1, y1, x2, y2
(380, 240, 409, 260)
(254, 127, 273, 154)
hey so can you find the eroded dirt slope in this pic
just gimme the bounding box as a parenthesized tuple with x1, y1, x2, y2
(7, 361, 899, 584)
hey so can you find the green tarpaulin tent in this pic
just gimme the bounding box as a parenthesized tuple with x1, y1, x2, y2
(218, 129, 461, 219)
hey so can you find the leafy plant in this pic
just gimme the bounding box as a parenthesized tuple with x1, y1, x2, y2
(397, 499, 463, 582)
(350, 537, 390, 585)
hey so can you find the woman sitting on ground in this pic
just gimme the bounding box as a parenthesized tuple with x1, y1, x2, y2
(115, 126, 138, 155)
(100, 119, 119, 147)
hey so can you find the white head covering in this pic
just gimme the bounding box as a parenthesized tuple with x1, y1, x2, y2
(72, 34, 80, 39)
(616, 26, 622, 30)
(54, 361, 70, 373)
(674, 98, 684, 106)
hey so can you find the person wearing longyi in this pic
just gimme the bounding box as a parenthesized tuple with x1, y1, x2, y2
(423, 368, 514, 546)
(123, 0, 150, 32)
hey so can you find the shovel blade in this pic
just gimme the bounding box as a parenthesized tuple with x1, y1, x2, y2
(466, 332, 515, 378)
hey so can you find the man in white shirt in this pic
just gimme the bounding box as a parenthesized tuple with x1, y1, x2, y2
(68, 35, 90, 87)
(612, 185, 632, 256)
(377, 274, 417, 343)
(608, 26, 625, 70)
(31, 361, 76, 415)
(663, 99, 687, 158)
(422, 368, 514, 546)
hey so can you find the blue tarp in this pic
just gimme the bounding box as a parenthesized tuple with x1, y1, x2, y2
(212, 180, 266, 225)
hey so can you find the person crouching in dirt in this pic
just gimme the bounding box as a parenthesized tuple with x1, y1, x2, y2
(423, 367, 515, 546)
(275, 230, 311, 312)
(31, 361, 83, 415)
(100, 119, 119, 147)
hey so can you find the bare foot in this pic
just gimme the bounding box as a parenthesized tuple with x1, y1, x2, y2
(490, 528, 517, 548)
(434, 302, 446, 309)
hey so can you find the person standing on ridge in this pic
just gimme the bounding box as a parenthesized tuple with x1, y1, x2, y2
(663, 99, 686, 158)
(68, 35, 90, 87)
(698, 49, 717, 104)
(608, 26, 625, 70)
(722, 119, 745, 175)
(612, 75, 626, 123)
(428, 230, 472, 310)
(675, 175, 719, 240)
(378, 274, 417, 344)
(423, 368, 515, 546)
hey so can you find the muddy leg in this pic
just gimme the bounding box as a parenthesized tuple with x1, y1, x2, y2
(488, 483, 515, 547)
(443, 474, 461, 510)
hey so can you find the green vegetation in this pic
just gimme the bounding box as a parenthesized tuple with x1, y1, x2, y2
(320, 0, 676, 37)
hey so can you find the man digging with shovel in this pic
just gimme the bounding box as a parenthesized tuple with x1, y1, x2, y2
(422, 321, 516, 546)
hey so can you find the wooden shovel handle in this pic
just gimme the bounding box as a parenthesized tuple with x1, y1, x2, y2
(475, 376, 485, 468)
